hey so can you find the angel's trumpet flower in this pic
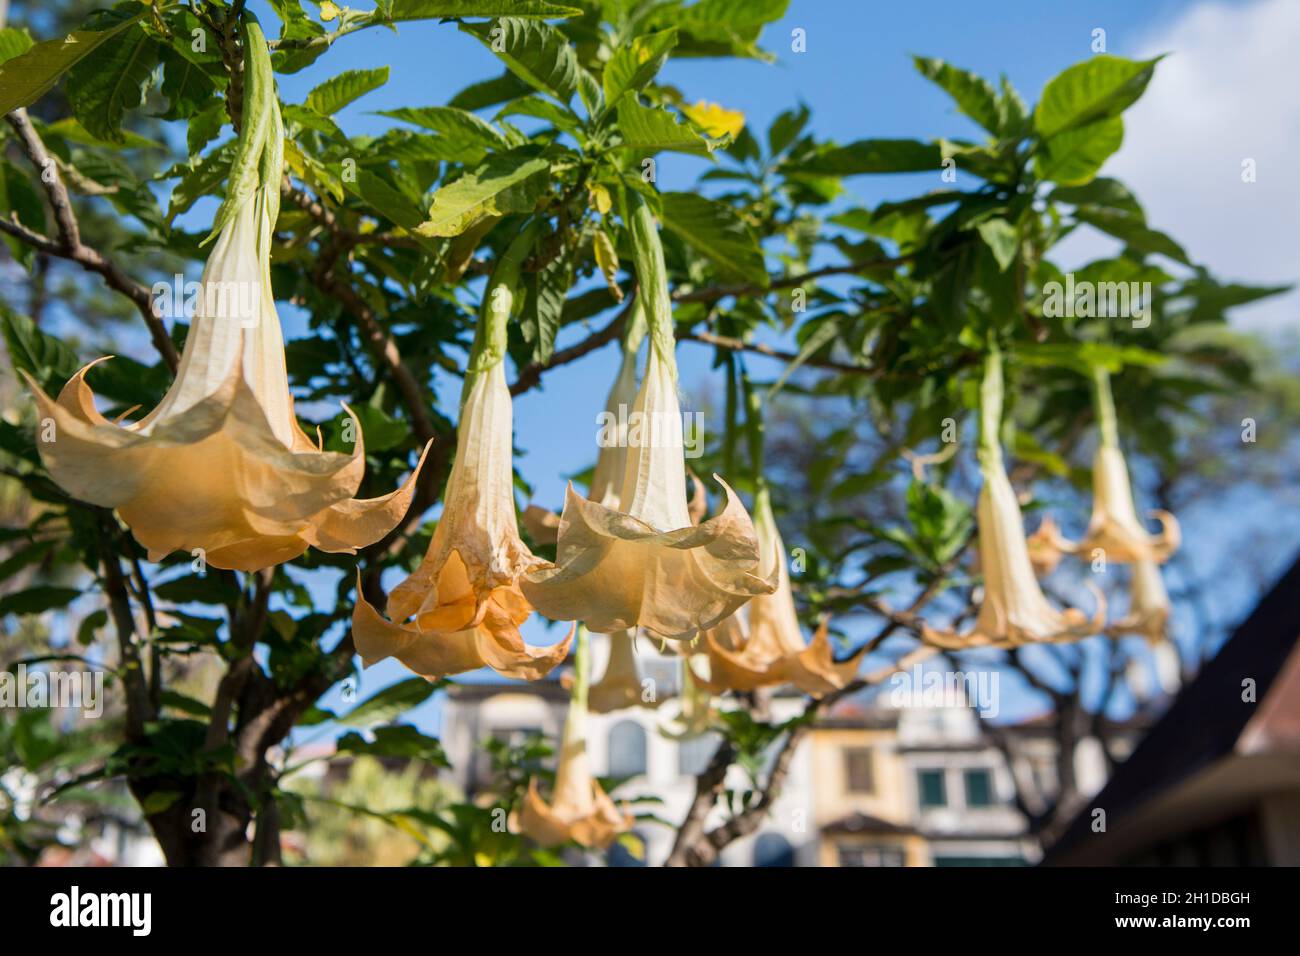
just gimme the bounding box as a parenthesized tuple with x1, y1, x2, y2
(519, 301, 648, 545)
(23, 25, 424, 572)
(521, 195, 775, 640)
(1116, 557, 1171, 644)
(1044, 368, 1180, 566)
(517, 626, 632, 848)
(352, 224, 572, 680)
(663, 658, 718, 740)
(587, 630, 661, 713)
(694, 485, 865, 697)
(923, 348, 1103, 649)
(590, 301, 647, 509)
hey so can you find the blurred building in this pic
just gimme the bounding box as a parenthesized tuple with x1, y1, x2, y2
(1046, 555, 1300, 866)
(439, 633, 1142, 866)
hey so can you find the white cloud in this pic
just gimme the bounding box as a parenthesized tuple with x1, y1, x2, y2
(1058, 0, 1300, 332)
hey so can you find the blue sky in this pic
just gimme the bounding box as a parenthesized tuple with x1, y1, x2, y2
(218, 1, 1295, 729)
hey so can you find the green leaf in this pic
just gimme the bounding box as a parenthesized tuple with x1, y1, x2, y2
(617, 97, 722, 154)
(165, 141, 236, 223)
(325, 404, 409, 453)
(77, 609, 108, 646)
(377, 106, 505, 163)
(386, 0, 582, 18)
(1048, 176, 1143, 217)
(336, 724, 449, 765)
(344, 166, 428, 230)
(0, 27, 34, 65)
(914, 57, 1000, 135)
(0, 586, 80, 617)
(799, 138, 942, 176)
(416, 149, 550, 238)
(305, 66, 389, 115)
(660, 192, 767, 285)
(975, 218, 1018, 272)
(159, 691, 212, 718)
(448, 70, 533, 111)
(186, 101, 226, 157)
(0, 160, 47, 265)
(0, 5, 147, 115)
(602, 28, 677, 106)
(522, 246, 574, 364)
(64, 23, 161, 143)
(906, 480, 973, 566)
(459, 18, 579, 104)
(767, 103, 810, 156)
(153, 573, 240, 606)
(337, 678, 438, 728)
(1034, 55, 1160, 139)
(1073, 206, 1190, 265)
(158, 44, 217, 121)
(0, 304, 80, 389)
(141, 790, 183, 815)
(1035, 116, 1124, 186)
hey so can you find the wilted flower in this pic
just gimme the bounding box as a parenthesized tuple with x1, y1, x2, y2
(24, 28, 424, 572)
(521, 195, 775, 640)
(694, 486, 865, 697)
(352, 224, 571, 680)
(517, 627, 632, 848)
(924, 348, 1103, 649)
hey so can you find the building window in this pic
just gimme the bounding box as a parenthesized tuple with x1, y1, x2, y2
(917, 769, 947, 808)
(753, 833, 795, 868)
(964, 768, 995, 807)
(678, 732, 720, 776)
(608, 721, 648, 778)
(838, 844, 906, 867)
(843, 747, 875, 793)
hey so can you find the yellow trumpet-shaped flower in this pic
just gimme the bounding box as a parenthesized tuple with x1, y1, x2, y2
(353, 224, 572, 681)
(587, 630, 662, 713)
(693, 486, 865, 698)
(517, 627, 632, 848)
(924, 348, 1103, 649)
(521, 194, 775, 640)
(23, 27, 424, 572)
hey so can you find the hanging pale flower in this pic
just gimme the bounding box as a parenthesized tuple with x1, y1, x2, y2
(521, 194, 775, 640)
(1043, 368, 1180, 566)
(662, 656, 718, 740)
(693, 485, 865, 697)
(23, 24, 425, 572)
(519, 300, 648, 545)
(516, 626, 633, 848)
(586, 630, 662, 713)
(352, 224, 572, 681)
(923, 348, 1103, 649)
(1115, 557, 1171, 644)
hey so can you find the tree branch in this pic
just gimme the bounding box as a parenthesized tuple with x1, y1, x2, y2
(3, 109, 179, 370)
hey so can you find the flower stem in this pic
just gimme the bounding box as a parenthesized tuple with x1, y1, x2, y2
(627, 191, 677, 378)
(978, 344, 1005, 470)
(465, 220, 541, 390)
(1091, 365, 1120, 449)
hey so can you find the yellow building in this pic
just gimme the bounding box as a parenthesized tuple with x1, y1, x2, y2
(809, 713, 929, 866)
